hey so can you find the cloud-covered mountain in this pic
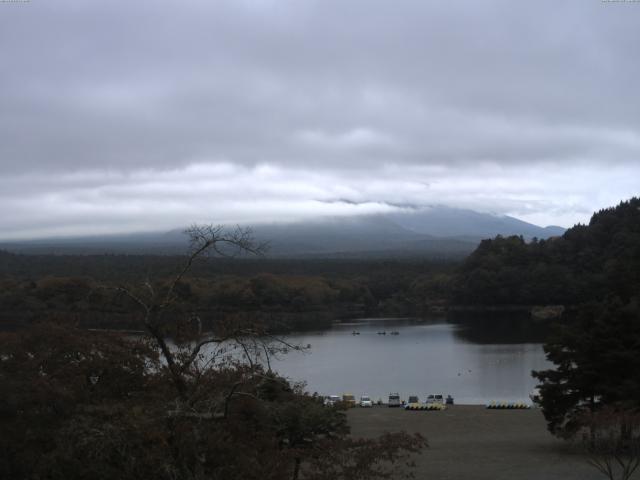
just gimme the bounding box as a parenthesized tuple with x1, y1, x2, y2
(0, 207, 565, 258)
(249, 207, 564, 257)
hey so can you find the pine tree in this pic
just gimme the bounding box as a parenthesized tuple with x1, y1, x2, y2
(533, 299, 640, 437)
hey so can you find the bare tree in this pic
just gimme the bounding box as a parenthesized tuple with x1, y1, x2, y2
(111, 224, 277, 404)
(580, 407, 640, 480)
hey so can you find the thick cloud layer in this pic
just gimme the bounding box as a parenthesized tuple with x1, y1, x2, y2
(1, 0, 638, 239)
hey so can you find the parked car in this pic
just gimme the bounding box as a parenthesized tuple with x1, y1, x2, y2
(426, 394, 444, 404)
(342, 393, 357, 408)
(360, 395, 373, 407)
(324, 395, 341, 406)
(388, 393, 401, 407)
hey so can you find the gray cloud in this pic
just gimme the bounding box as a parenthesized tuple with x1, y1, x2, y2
(0, 0, 639, 238)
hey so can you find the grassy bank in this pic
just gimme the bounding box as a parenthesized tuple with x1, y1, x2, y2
(347, 406, 603, 480)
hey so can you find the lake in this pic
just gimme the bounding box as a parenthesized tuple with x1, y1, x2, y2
(270, 317, 551, 405)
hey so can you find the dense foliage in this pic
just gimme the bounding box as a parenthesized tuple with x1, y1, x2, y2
(0, 323, 425, 480)
(453, 198, 640, 306)
(532, 300, 640, 436)
(0, 256, 454, 332)
(1, 226, 427, 479)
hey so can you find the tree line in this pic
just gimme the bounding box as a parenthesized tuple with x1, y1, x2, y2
(0, 254, 455, 332)
(452, 198, 640, 307)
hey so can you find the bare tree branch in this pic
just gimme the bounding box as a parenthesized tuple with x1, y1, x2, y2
(180, 335, 228, 373)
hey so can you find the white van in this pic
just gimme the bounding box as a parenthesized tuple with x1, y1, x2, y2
(388, 393, 401, 407)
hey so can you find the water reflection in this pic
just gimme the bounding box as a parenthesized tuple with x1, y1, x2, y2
(450, 311, 552, 344)
(270, 317, 550, 405)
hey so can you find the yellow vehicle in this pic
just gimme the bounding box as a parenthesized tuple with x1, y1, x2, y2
(342, 393, 357, 408)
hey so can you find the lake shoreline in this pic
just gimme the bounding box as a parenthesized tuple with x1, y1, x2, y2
(273, 318, 548, 405)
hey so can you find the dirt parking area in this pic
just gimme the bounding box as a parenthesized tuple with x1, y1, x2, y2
(347, 406, 606, 480)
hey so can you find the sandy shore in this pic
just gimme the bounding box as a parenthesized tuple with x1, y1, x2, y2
(347, 406, 605, 480)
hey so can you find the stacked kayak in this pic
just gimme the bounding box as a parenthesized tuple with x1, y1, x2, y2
(486, 401, 531, 409)
(404, 403, 446, 411)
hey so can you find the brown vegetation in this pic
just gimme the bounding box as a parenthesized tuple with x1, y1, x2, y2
(0, 225, 426, 480)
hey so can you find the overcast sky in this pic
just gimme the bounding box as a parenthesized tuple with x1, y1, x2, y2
(1, 0, 639, 239)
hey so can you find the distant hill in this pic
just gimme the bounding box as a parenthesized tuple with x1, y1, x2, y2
(453, 197, 640, 306)
(0, 206, 565, 258)
(388, 206, 565, 239)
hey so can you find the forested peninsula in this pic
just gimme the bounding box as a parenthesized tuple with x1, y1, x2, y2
(452, 197, 640, 307)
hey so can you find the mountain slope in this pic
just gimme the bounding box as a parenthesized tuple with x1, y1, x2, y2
(0, 207, 565, 257)
(388, 206, 565, 240)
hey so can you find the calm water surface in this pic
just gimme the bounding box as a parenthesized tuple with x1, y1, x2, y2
(270, 318, 550, 405)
